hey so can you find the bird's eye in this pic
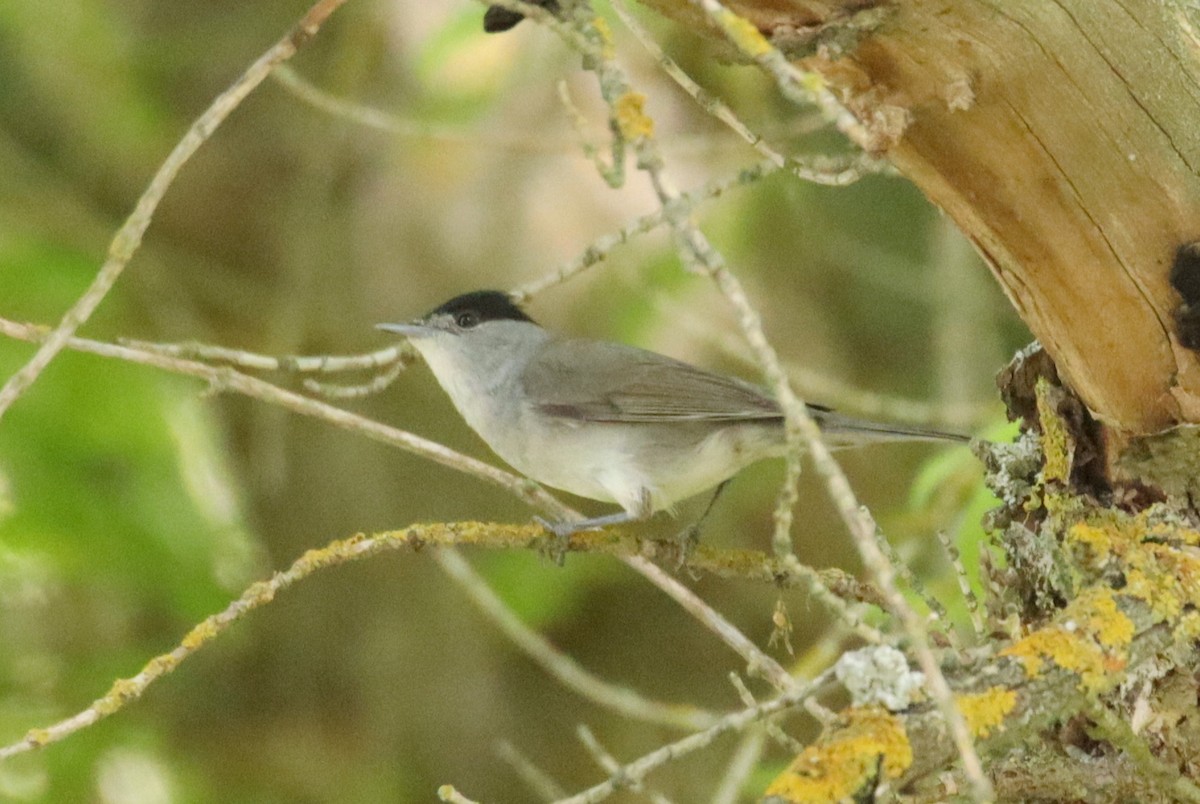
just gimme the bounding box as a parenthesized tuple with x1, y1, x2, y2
(455, 311, 479, 329)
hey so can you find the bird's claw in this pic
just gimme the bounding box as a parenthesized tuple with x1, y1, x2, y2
(672, 524, 701, 571)
(534, 516, 577, 566)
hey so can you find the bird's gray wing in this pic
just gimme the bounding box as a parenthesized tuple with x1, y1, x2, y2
(521, 338, 782, 423)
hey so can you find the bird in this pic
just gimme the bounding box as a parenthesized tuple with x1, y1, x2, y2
(378, 290, 968, 539)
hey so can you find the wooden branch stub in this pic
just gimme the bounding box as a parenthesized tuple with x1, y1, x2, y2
(847, 1, 1200, 435)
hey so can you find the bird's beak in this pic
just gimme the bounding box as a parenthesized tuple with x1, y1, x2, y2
(376, 321, 435, 339)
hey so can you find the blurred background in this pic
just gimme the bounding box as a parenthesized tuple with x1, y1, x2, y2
(0, 1, 1026, 801)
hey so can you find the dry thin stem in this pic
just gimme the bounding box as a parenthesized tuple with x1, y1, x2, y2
(119, 336, 411, 374)
(936, 528, 985, 640)
(558, 80, 627, 187)
(435, 548, 717, 731)
(274, 64, 573, 153)
(687, 0, 870, 148)
(496, 741, 568, 802)
(0, 523, 542, 761)
(438, 786, 482, 804)
(729, 672, 810, 750)
(577, 725, 676, 804)
(120, 334, 415, 398)
(710, 728, 766, 804)
(0, 0, 350, 423)
(301, 361, 406, 399)
(874, 529, 951, 633)
(1, 316, 567, 514)
(612, 0, 880, 187)
(513, 160, 784, 301)
(627, 555, 797, 692)
(685, 3, 991, 797)
(551, 670, 831, 804)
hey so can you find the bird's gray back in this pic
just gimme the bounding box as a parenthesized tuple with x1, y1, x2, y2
(520, 337, 782, 424)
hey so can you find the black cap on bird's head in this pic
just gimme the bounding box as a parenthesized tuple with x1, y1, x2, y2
(377, 290, 535, 339)
(426, 290, 535, 326)
(482, 0, 560, 33)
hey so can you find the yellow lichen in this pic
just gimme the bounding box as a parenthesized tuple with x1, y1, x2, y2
(1075, 588, 1134, 648)
(1000, 588, 1133, 694)
(1160, 522, 1200, 546)
(715, 9, 772, 58)
(23, 728, 50, 747)
(591, 16, 616, 60)
(1035, 378, 1071, 484)
(764, 707, 912, 802)
(956, 687, 1018, 739)
(1176, 610, 1200, 643)
(1067, 523, 1113, 563)
(94, 678, 141, 715)
(1062, 510, 1200, 667)
(1001, 627, 1079, 679)
(182, 618, 219, 650)
(144, 655, 179, 677)
(244, 580, 276, 605)
(1117, 537, 1200, 623)
(614, 92, 654, 141)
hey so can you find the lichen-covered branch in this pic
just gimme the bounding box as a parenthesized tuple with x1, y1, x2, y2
(762, 353, 1200, 801)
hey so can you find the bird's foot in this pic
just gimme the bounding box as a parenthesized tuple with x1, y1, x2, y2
(533, 516, 581, 566)
(534, 510, 640, 566)
(671, 523, 701, 571)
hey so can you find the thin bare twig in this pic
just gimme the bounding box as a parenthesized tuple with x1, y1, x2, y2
(513, 160, 784, 301)
(685, 3, 990, 797)
(435, 548, 716, 731)
(612, 0, 880, 187)
(627, 555, 797, 693)
(274, 64, 572, 153)
(438, 785, 482, 804)
(936, 528, 985, 641)
(709, 728, 766, 804)
(118, 336, 411, 374)
(577, 725, 676, 804)
(687, 0, 871, 148)
(0, 522, 544, 761)
(729, 672, 810, 750)
(0, 0, 351, 423)
(551, 670, 831, 804)
(497, 741, 568, 802)
(0, 316, 566, 515)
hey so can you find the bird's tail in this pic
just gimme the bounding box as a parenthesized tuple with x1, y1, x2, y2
(807, 407, 970, 448)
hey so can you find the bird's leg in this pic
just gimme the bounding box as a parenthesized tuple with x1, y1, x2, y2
(673, 480, 731, 569)
(535, 489, 653, 565)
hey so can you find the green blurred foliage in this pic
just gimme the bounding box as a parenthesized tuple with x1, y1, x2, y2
(0, 1, 1028, 802)
(0, 237, 259, 800)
